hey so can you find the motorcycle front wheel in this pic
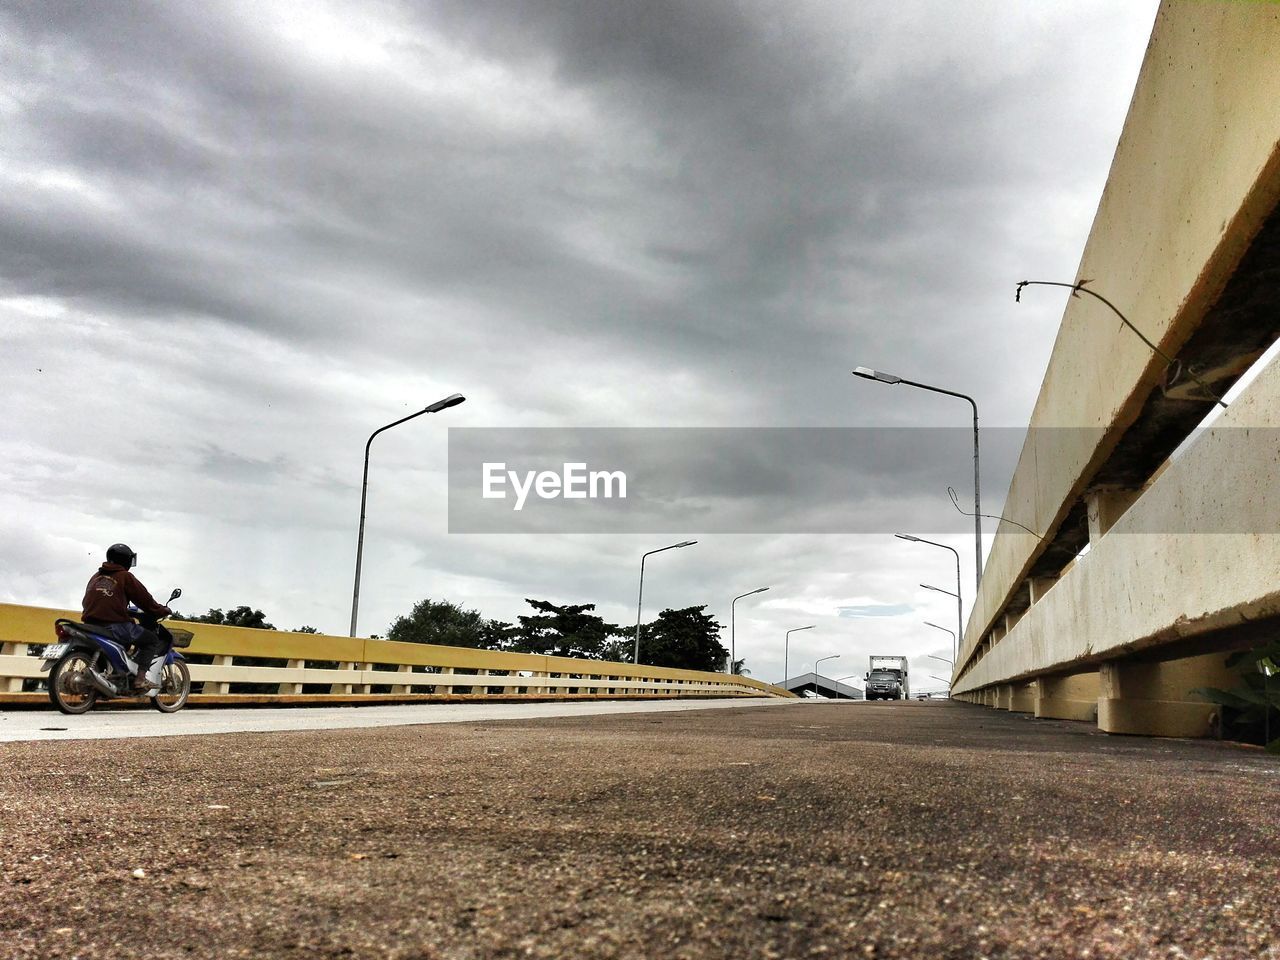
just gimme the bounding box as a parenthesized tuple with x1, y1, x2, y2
(49, 651, 99, 715)
(152, 660, 191, 713)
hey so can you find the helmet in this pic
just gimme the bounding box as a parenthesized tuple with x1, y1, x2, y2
(106, 543, 137, 569)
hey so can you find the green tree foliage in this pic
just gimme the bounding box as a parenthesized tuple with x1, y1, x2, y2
(293, 625, 319, 634)
(387, 598, 499, 649)
(638, 605, 727, 672)
(508, 599, 621, 660)
(1194, 640, 1280, 753)
(173, 606, 276, 630)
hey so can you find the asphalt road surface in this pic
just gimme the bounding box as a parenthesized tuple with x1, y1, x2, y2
(0, 696, 791, 743)
(2, 700, 1277, 959)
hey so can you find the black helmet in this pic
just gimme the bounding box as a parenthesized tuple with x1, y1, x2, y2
(106, 543, 137, 569)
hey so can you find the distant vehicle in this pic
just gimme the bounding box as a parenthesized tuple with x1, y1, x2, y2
(864, 655, 909, 701)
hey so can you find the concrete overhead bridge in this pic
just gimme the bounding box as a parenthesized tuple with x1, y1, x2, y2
(952, 1, 1280, 739)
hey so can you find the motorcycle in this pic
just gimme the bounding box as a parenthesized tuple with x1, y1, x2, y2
(41, 587, 194, 715)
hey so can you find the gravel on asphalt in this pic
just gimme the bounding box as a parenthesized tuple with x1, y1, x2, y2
(1, 700, 1277, 959)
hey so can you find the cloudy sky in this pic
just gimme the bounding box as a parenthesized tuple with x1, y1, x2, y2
(1, 0, 1161, 688)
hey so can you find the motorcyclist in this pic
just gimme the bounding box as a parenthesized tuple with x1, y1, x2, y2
(81, 544, 172, 693)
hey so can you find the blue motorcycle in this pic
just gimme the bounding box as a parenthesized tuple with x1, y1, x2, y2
(41, 587, 194, 714)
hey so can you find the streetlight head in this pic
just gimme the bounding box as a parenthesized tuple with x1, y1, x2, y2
(852, 366, 902, 385)
(751, 586, 770, 596)
(424, 393, 466, 413)
(894, 533, 921, 543)
(677, 540, 697, 548)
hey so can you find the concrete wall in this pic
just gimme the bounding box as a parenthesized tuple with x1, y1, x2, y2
(955, 350, 1280, 697)
(961, 1, 1280, 669)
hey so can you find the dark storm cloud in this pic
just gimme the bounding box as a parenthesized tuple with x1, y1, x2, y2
(1, 0, 1084, 421)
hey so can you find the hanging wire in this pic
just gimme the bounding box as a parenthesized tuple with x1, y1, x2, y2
(1015, 279, 1228, 409)
(947, 486, 1043, 539)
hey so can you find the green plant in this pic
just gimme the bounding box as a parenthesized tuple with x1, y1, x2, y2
(1192, 640, 1280, 753)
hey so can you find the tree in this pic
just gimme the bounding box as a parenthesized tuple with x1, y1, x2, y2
(732, 659, 751, 677)
(508, 599, 621, 660)
(173, 606, 276, 630)
(638, 606, 727, 672)
(293, 625, 319, 634)
(387, 598, 497, 649)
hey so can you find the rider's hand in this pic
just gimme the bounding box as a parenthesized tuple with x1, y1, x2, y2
(160, 606, 172, 617)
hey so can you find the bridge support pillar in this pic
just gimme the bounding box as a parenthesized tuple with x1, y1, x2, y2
(1028, 577, 1057, 605)
(1097, 653, 1237, 738)
(1086, 486, 1142, 542)
(1008, 682, 1035, 713)
(1034, 672, 1099, 721)
(390, 663, 413, 694)
(280, 659, 305, 695)
(2, 643, 27, 692)
(994, 685, 1012, 710)
(330, 662, 354, 695)
(207, 655, 233, 695)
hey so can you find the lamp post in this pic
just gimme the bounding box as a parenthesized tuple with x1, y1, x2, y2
(349, 393, 466, 637)
(835, 674, 861, 700)
(854, 367, 983, 590)
(730, 587, 769, 675)
(633, 540, 697, 664)
(927, 654, 954, 666)
(897, 534, 963, 662)
(783, 625, 815, 686)
(928, 674, 953, 699)
(924, 620, 956, 658)
(814, 654, 840, 697)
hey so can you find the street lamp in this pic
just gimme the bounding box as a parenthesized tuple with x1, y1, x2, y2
(783, 626, 815, 685)
(927, 654, 954, 666)
(835, 674, 861, 700)
(897, 533, 963, 661)
(854, 367, 983, 590)
(349, 393, 466, 637)
(925, 620, 956, 668)
(633, 541, 697, 664)
(928, 674, 953, 699)
(730, 587, 769, 675)
(814, 654, 840, 696)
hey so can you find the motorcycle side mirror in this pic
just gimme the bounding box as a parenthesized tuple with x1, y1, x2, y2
(168, 587, 182, 603)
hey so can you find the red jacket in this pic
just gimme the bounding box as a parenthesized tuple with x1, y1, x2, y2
(81, 563, 170, 623)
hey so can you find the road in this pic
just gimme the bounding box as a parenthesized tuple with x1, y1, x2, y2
(1, 700, 1277, 959)
(0, 696, 790, 742)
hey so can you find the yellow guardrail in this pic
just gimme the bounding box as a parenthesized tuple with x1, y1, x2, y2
(0, 603, 793, 703)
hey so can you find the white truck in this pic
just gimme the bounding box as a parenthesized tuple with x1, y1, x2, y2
(864, 655, 909, 701)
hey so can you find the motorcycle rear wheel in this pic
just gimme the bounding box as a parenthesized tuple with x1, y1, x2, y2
(49, 651, 99, 715)
(152, 660, 191, 713)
